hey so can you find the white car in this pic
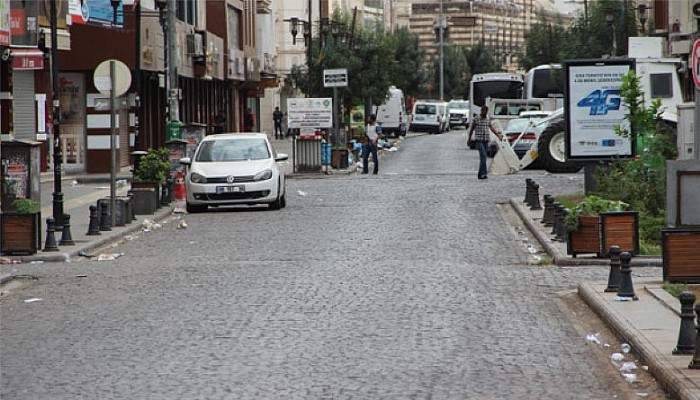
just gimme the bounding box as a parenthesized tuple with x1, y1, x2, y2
(179, 133, 288, 213)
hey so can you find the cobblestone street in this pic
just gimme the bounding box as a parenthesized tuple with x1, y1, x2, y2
(1, 131, 665, 399)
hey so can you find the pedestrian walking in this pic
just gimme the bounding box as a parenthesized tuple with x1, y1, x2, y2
(362, 114, 380, 175)
(273, 107, 284, 139)
(467, 105, 501, 180)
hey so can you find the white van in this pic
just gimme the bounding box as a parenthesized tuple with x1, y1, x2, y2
(374, 86, 406, 137)
(410, 100, 444, 134)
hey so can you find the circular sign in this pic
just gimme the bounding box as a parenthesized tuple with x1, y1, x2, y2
(692, 40, 700, 90)
(693, 2, 700, 16)
(93, 59, 132, 97)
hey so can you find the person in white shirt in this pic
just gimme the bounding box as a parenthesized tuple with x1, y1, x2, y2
(363, 114, 380, 174)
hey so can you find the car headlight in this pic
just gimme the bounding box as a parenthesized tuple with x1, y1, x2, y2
(190, 172, 207, 183)
(254, 169, 273, 181)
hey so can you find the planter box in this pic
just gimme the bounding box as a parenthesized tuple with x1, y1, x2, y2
(0, 212, 41, 255)
(600, 211, 639, 256)
(331, 149, 349, 169)
(132, 181, 161, 206)
(130, 188, 158, 215)
(567, 215, 601, 257)
(662, 228, 700, 283)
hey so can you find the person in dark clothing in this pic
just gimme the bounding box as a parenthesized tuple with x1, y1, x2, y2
(362, 114, 380, 175)
(244, 108, 255, 132)
(273, 107, 284, 139)
(213, 113, 226, 134)
(467, 105, 501, 180)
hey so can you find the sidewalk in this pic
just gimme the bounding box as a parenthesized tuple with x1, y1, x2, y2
(40, 166, 133, 185)
(580, 282, 700, 400)
(510, 196, 662, 267)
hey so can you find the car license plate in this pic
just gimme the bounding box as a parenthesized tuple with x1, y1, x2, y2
(216, 185, 245, 194)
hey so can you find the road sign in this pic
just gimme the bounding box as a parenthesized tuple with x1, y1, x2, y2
(692, 40, 700, 90)
(323, 69, 348, 88)
(93, 59, 132, 97)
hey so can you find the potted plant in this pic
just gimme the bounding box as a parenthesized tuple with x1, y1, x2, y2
(564, 196, 629, 258)
(331, 145, 349, 169)
(131, 148, 170, 214)
(1, 199, 41, 255)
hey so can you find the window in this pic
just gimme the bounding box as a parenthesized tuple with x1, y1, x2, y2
(415, 104, 437, 114)
(196, 139, 270, 162)
(650, 73, 673, 98)
(228, 6, 242, 50)
(176, 0, 197, 25)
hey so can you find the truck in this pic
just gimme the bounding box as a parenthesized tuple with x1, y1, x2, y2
(374, 86, 407, 137)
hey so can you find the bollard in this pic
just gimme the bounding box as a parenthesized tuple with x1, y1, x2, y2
(689, 303, 700, 369)
(673, 291, 696, 355)
(160, 181, 170, 206)
(128, 192, 137, 221)
(617, 252, 638, 300)
(550, 203, 562, 236)
(525, 180, 536, 207)
(554, 208, 568, 242)
(99, 202, 112, 231)
(541, 195, 554, 225)
(530, 183, 542, 210)
(59, 214, 75, 246)
(524, 179, 533, 204)
(87, 205, 101, 236)
(43, 218, 59, 252)
(604, 246, 622, 292)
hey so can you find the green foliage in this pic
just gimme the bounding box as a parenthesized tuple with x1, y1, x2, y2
(431, 46, 470, 99)
(563, 195, 628, 231)
(519, 19, 567, 70)
(12, 198, 40, 214)
(463, 42, 500, 76)
(663, 282, 688, 298)
(134, 148, 170, 183)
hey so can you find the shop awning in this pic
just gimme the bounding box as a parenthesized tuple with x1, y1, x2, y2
(11, 49, 45, 71)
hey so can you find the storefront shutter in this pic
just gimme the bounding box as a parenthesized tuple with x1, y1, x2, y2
(12, 71, 37, 140)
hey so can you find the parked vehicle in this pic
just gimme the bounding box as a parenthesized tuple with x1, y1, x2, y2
(447, 99, 470, 129)
(468, 73, 524, 148)
(374, 86, 407, 137)
(409, 100, 443, 134)
(487, 111, 550, 158)
(179, 133, 288, 213)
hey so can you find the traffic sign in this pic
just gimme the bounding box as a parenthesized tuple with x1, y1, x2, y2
(692, 40, 700, 90)
(93, 59, 132, 97)
(323, 68, 348, 88)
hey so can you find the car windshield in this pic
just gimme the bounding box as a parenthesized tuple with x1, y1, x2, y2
(196, 138, 270, 162)
(448, 101, 468, 109)
(415, 104, 436, 114)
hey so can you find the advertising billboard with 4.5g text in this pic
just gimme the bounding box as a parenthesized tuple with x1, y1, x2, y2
(564, 59, 635, 161)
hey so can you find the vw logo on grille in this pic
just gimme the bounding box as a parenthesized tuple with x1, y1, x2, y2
(226, 175, 236, 183)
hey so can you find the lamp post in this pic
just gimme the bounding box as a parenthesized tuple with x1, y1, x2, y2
(285, 17, 301, 45)
(606, 12, 617, 56)
(155, 0, 169, 135)
(637, 4, 648, 36)
(110, 0, 120, 26)
(49, 0, 64, 230)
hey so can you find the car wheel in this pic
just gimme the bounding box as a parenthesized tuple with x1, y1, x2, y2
(186, 202, 207, 213)
(538, 119, 583, 173)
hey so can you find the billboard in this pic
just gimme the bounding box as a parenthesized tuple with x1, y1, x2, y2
(68, 0, 123, 27)
(287, 98, 333, 129)
(564, 59, 635, 161)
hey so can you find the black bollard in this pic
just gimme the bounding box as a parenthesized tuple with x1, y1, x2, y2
(43, 218, 59, 252)
(128, 192, 137, 221)
(99, 202, 112, 231)
(689, 303, 700, 369)
(524, 179, 533, 204)
(557, 208, 571, 242)
(617, 252, 638, 300)
(604, 246, 622, 292)
(160, 181, 170, 206)
(541, 195, 554, 225)
(87, 205, 101, 236)
(59, 214, 75, 246)
(530, 183, 542, 210)
(673, 291, 696, 355)
(551, 203, 562, 235)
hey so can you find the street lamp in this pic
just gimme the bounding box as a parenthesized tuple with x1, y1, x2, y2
(155, 0, 169, 127)
(637, 4, 648, 36)
(606, 12, 617, 56)
(50, 0, 64, 230)
(110, 0, 120, 26)
(284, 17, 300, 45)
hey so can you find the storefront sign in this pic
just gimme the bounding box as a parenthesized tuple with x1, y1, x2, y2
(10, 0, 39, 46)
(564, 59, 635, 161)
(287, 98, 333, 129)
(11, 49, 45, 70)
(69, 0, 122, 27)
(0, 0, 10, 46)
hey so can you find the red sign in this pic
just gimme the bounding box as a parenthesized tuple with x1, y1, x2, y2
(692, 39, 700, 90)
(11, 50, 45, 71)
(10, 8, 26, 35)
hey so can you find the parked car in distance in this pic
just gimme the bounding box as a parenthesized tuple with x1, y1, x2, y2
(179, 133, 288, 213)
(374, 86, 407, 137)
(447, 100, 470, 129)
(487, 111, 550, 158)
(409, 100, 442, 134)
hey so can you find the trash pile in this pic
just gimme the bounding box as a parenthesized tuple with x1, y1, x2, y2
(142, 219, 162, 232)
(587, 333, 649, 387)
(0, 257, 21, 265)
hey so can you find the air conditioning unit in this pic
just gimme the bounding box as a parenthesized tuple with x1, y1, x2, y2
(186, 33, 205, 57)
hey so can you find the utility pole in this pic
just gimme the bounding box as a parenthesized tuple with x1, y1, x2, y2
(50, 0, 64, 230)
(167, 0, 179, 124)
(439, 0, 444, 101)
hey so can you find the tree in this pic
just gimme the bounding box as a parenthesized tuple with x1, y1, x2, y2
(519, 20, 567, 70)
(430, 46, 470, 99)
(464, 43, 500, 76)
(386, 27, 428, 99)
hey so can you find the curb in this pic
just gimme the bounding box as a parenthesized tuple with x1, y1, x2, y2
(7, 206, 174, 263)
(578, 283, 700, 400)
(509, 197, 662, 267)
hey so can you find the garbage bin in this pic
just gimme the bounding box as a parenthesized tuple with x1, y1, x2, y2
(294, 137, 322, 172)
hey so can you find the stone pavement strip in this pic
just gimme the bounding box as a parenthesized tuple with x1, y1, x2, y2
(510, 196, 662, 267)
(579, 282, 700, 400)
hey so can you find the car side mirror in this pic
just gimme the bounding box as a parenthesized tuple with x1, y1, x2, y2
(275, 153, 288, 162)
(179, 157, 191, 165)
